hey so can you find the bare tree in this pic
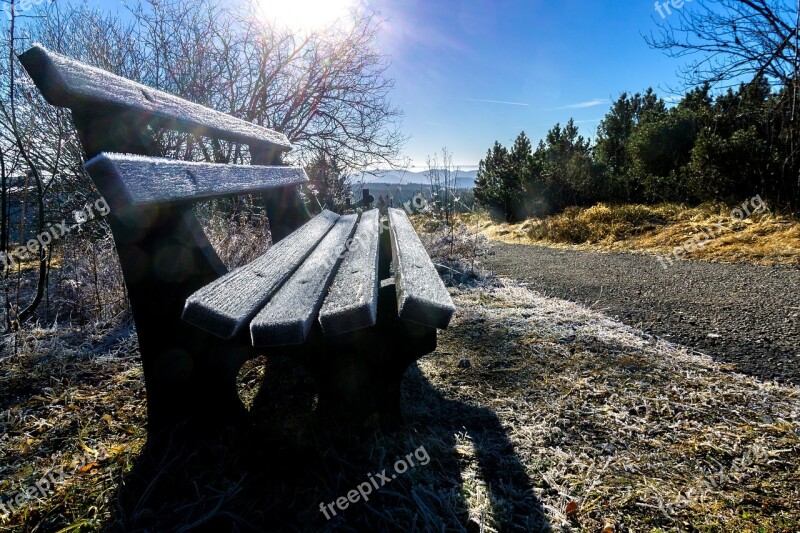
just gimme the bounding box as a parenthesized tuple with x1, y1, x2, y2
(646, 0, 800, 89)
(0, 2, 50, 327)
(647, 0, 800, 211)
(0, 0, 143, 328)
(0, 0, 406, 328)
(124, 0, 406, 171)
(426, 147, 459, 226)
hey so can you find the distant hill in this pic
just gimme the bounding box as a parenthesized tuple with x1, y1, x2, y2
(350, 168, 477, 189)
(350, 181, 475, 209)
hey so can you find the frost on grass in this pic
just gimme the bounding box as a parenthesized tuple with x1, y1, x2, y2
(0, 280, 797, 531)
(420, 280, 800, 531)
(0, 326, 145, 530)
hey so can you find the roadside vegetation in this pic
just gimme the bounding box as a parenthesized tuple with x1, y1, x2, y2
(471, 202, 800, 266)
(472, 3, 800, 228)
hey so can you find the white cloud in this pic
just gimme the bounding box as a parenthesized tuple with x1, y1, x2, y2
(541, 99, 609, 111)
(461, 98, 529, 107)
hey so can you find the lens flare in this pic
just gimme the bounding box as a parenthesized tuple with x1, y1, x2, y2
(255, 0, 356, 33)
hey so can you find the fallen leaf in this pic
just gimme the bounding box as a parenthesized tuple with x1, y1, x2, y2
(565, 501, 579, 515)
(78, 462, 99, 473)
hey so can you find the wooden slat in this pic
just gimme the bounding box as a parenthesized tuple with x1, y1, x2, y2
(387, 208, 456, 329)
(318, 209, 380, 335)
(84, 153, 308, 208)
(18, 44, 291, 153)
(250, 214, 359, 346)
(182, 210, 339, 339)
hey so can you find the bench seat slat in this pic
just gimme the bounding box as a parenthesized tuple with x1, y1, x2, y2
(19, 44, 291, 152)
(250, 214, 359, 346)
(318, 209, 380, 336)
(84, 153, 308, 208)
(388, 208, 456, 329)
(182, 210, 339, 339)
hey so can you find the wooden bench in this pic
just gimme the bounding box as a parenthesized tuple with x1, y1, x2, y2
(19, 44, 455, 435)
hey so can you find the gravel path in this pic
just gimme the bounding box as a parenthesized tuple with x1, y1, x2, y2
(485, 242, 800, 385)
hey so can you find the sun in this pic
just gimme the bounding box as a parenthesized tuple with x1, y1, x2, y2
(255, 0, 357, 33)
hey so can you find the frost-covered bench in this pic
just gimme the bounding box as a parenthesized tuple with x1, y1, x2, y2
(19, 44, 455, 435)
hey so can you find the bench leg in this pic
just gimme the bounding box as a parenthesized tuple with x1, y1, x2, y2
(108, 206, 254, 437)
(296, 284, 437, 429)
(139, 334, 251, 435)
(71, 112, 258, 439)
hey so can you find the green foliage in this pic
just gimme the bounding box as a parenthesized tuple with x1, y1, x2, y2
(533, 119, 597, 212)
(627, 107, 698, 202)
(686, 126, 767, 202)
(474, 133, 539, 222)
(595, 88, 666, 201)
(477, 78, 800, 217)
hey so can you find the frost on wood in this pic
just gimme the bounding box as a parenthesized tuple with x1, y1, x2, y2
(182, 210, 339, 339)
(388, 208, 455, 329)
(84, 153, 308, 207)
(251, 214, 358, 346)
(19, 43, 291, 152)
(318, 209, 381, 336)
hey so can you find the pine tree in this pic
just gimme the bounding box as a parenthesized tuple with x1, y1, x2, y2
(474, 141, 511, 220)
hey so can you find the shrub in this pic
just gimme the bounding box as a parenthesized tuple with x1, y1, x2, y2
(527, 203, 675, 244)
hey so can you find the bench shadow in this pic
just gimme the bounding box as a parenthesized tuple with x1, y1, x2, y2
(401, 363, 551, 532)
(107, 356, 550, 532)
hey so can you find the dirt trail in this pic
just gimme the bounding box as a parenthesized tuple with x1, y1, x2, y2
(485, 242, 800, 385)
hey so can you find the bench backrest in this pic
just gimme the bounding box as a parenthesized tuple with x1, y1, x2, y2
(19, 44, 289, 163)
(18, 44, 310, 235)
(83, 153, 308, 211)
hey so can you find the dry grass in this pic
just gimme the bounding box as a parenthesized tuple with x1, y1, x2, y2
(0, 324, 145, 531)
(199, 205, 273, 270)
(472, 203, 800, 266)
(431, 281, 800, 531)
(1, 279, 798, 531)
(2, 223, 128, 331)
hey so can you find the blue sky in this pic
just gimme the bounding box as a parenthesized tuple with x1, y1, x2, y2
(91, 0, 692, 169)
(368, 0, 691, 168)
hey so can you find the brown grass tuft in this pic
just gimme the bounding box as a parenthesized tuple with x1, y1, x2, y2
(472, 203, 800, 266)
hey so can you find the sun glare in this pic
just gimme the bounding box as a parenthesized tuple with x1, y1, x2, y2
(256, 0, 356, 33)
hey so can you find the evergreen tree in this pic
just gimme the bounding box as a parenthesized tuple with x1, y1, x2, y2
(535, 120, 595, 211)
(595, 88, 666, 201)
(475, 132, 539, 221)
(476, 79, 799, 215)
(686, 79, 771, 201)
(474, 141, 513, 221)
